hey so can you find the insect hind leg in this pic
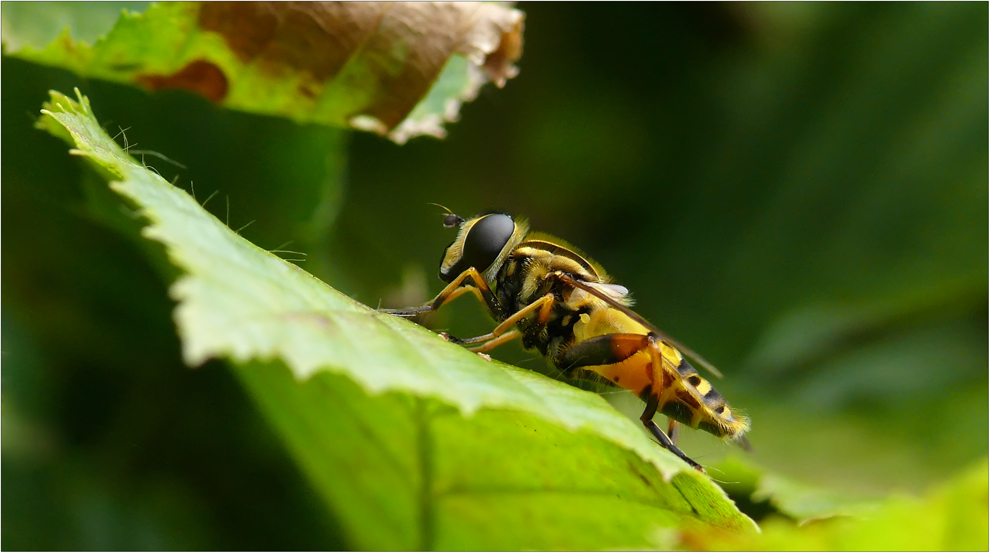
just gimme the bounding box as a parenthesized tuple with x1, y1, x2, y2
(556, 333, 651, 378)
(642, 336, 705, 472)
(559, 333, 705, 471)
(641, 392, 704, 472)
(668, 419, 681, 446)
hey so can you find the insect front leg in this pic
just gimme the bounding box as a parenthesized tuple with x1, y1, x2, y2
(380, 267, 502, 317)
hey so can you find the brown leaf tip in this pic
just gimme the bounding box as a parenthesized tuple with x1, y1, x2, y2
(137, 60, 229, 103)
(459, 3, 525, 88)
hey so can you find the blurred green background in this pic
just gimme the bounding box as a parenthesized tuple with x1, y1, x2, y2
(3, 2, 987, 549)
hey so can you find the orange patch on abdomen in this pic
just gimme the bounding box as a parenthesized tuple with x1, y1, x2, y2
(590, 350, 653, 395)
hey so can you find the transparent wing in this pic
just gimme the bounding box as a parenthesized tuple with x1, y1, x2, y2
(558, 272, 724, 379)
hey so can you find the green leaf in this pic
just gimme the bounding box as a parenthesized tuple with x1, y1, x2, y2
(688, 458, 989, 550)
(11, 2, 524, 143)
(714, 455, 876, 525)
(39, 88, 756, 549)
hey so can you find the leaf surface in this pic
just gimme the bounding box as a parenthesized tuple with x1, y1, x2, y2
(687, 458, 989, 551)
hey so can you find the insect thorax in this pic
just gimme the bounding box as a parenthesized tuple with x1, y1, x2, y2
(494, 244, 601, 363)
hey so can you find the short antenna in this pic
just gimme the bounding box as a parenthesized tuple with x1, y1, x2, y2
(426, 202, 454, 216)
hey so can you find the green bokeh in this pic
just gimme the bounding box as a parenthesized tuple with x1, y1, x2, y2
(3, 2, 987, 549)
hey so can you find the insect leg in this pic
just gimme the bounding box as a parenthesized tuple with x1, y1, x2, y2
(492, 293, 556, 331)
(556, 333, 650, 377)
(641, 392, 704, 472)
(380, 267, 502, 317)
(643, 338, 704, 472)
(468, 329, 523, 353)
(668, 419, 681, 446)
(443, 294, 556, 348)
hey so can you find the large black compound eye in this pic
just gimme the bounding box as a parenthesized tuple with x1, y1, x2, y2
(440, 213, 515, 282)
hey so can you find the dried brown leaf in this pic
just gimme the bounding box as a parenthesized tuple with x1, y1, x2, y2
(197, 1, 524, 139)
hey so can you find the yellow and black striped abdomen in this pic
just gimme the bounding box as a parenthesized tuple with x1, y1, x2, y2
(567, 307, 749, 440)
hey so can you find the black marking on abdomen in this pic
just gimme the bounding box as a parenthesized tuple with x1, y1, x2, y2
(677, 357, 728, 410)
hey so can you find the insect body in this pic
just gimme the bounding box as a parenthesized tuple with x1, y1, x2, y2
(383, 211, 749, 471)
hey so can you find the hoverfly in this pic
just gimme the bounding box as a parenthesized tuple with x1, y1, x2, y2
(382, 210, 749, 471)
